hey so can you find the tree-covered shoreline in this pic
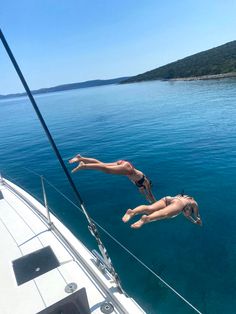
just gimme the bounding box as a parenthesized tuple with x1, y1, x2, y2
(121, 40, 236, 84)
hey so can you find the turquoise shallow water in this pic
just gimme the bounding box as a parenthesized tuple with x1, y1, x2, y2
(1, 79, 236, 313)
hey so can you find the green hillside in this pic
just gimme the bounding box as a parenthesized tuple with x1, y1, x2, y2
(121, 40, 236, 83)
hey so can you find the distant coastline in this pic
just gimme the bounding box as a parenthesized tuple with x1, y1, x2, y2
(1, 40, 236, 100)
(0, 77, 129, 100)
(1, 71, 235, 101)
(121, 40, 236, 84)
(169, 72, 236, 81)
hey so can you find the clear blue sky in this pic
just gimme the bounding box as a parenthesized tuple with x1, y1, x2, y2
(1, 0, 236, 94)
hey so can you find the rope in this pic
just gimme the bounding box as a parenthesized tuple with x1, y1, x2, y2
(0, 29, 123, 292)
(22, 167, 202, 314)
(0, 25, 202, 311)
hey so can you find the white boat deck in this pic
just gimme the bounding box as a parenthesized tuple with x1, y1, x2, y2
(0, 178, 145, 314)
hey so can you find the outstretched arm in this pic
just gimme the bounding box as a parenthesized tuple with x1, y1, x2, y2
(193, 203, 200, 218)
(184, 204, 202, 226)
(184, 215, 201, 225)
(193, 203, 202, 225)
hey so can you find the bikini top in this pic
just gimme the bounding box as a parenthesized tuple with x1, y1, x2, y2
(174, 195, 198, 213)
(174, 194, 193, 201)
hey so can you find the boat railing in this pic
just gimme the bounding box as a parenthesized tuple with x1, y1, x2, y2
(1, 167, 202, 314)
(0, 29, 203, 313)
(40, 175, 52, 226)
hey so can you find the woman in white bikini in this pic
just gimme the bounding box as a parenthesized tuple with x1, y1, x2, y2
(122, 194, 202, 228)
(69, 154, 156, 203)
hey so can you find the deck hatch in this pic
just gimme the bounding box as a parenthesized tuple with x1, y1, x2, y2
(37, 287, 91, 314)
(12, 246, 60, 285)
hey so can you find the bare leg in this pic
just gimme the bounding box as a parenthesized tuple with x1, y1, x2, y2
(69, 154, 103, 164)
(72, 162, 131, 175)
(79, 157, 102, 164)
(69, 154, 119, 167)
(122, 199, 166, 223)
(79, 158, 118, 166)
(131, 201, 184, 229)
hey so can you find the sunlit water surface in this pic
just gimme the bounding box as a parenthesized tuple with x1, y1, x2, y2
(1, 79, 236, 314)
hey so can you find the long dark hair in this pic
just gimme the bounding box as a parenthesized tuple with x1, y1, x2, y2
(183, 203, 193, 214)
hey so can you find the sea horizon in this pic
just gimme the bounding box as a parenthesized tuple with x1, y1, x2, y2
(0, 79, 236, 313)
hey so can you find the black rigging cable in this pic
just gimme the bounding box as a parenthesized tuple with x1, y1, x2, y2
(0, 29, 204, 313)
(0, 28, 123, 293)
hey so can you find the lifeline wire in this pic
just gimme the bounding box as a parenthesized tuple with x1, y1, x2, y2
(0, 29, 123, 292)
(23, 167, 202, 314)
(0, 27, 202, 313)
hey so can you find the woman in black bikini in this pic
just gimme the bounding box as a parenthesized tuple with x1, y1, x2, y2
(122, 194, 202, 228)
(69, 154, 156, 203)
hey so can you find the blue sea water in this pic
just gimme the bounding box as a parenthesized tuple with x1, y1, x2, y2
(0, 79, 236, 314)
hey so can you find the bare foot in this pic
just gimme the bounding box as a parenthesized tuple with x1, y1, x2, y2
(122, 209, 134, 223)
(69, 154, 82, 164)
(131, 215, 148, 229)
(71, 161, 85, 173)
